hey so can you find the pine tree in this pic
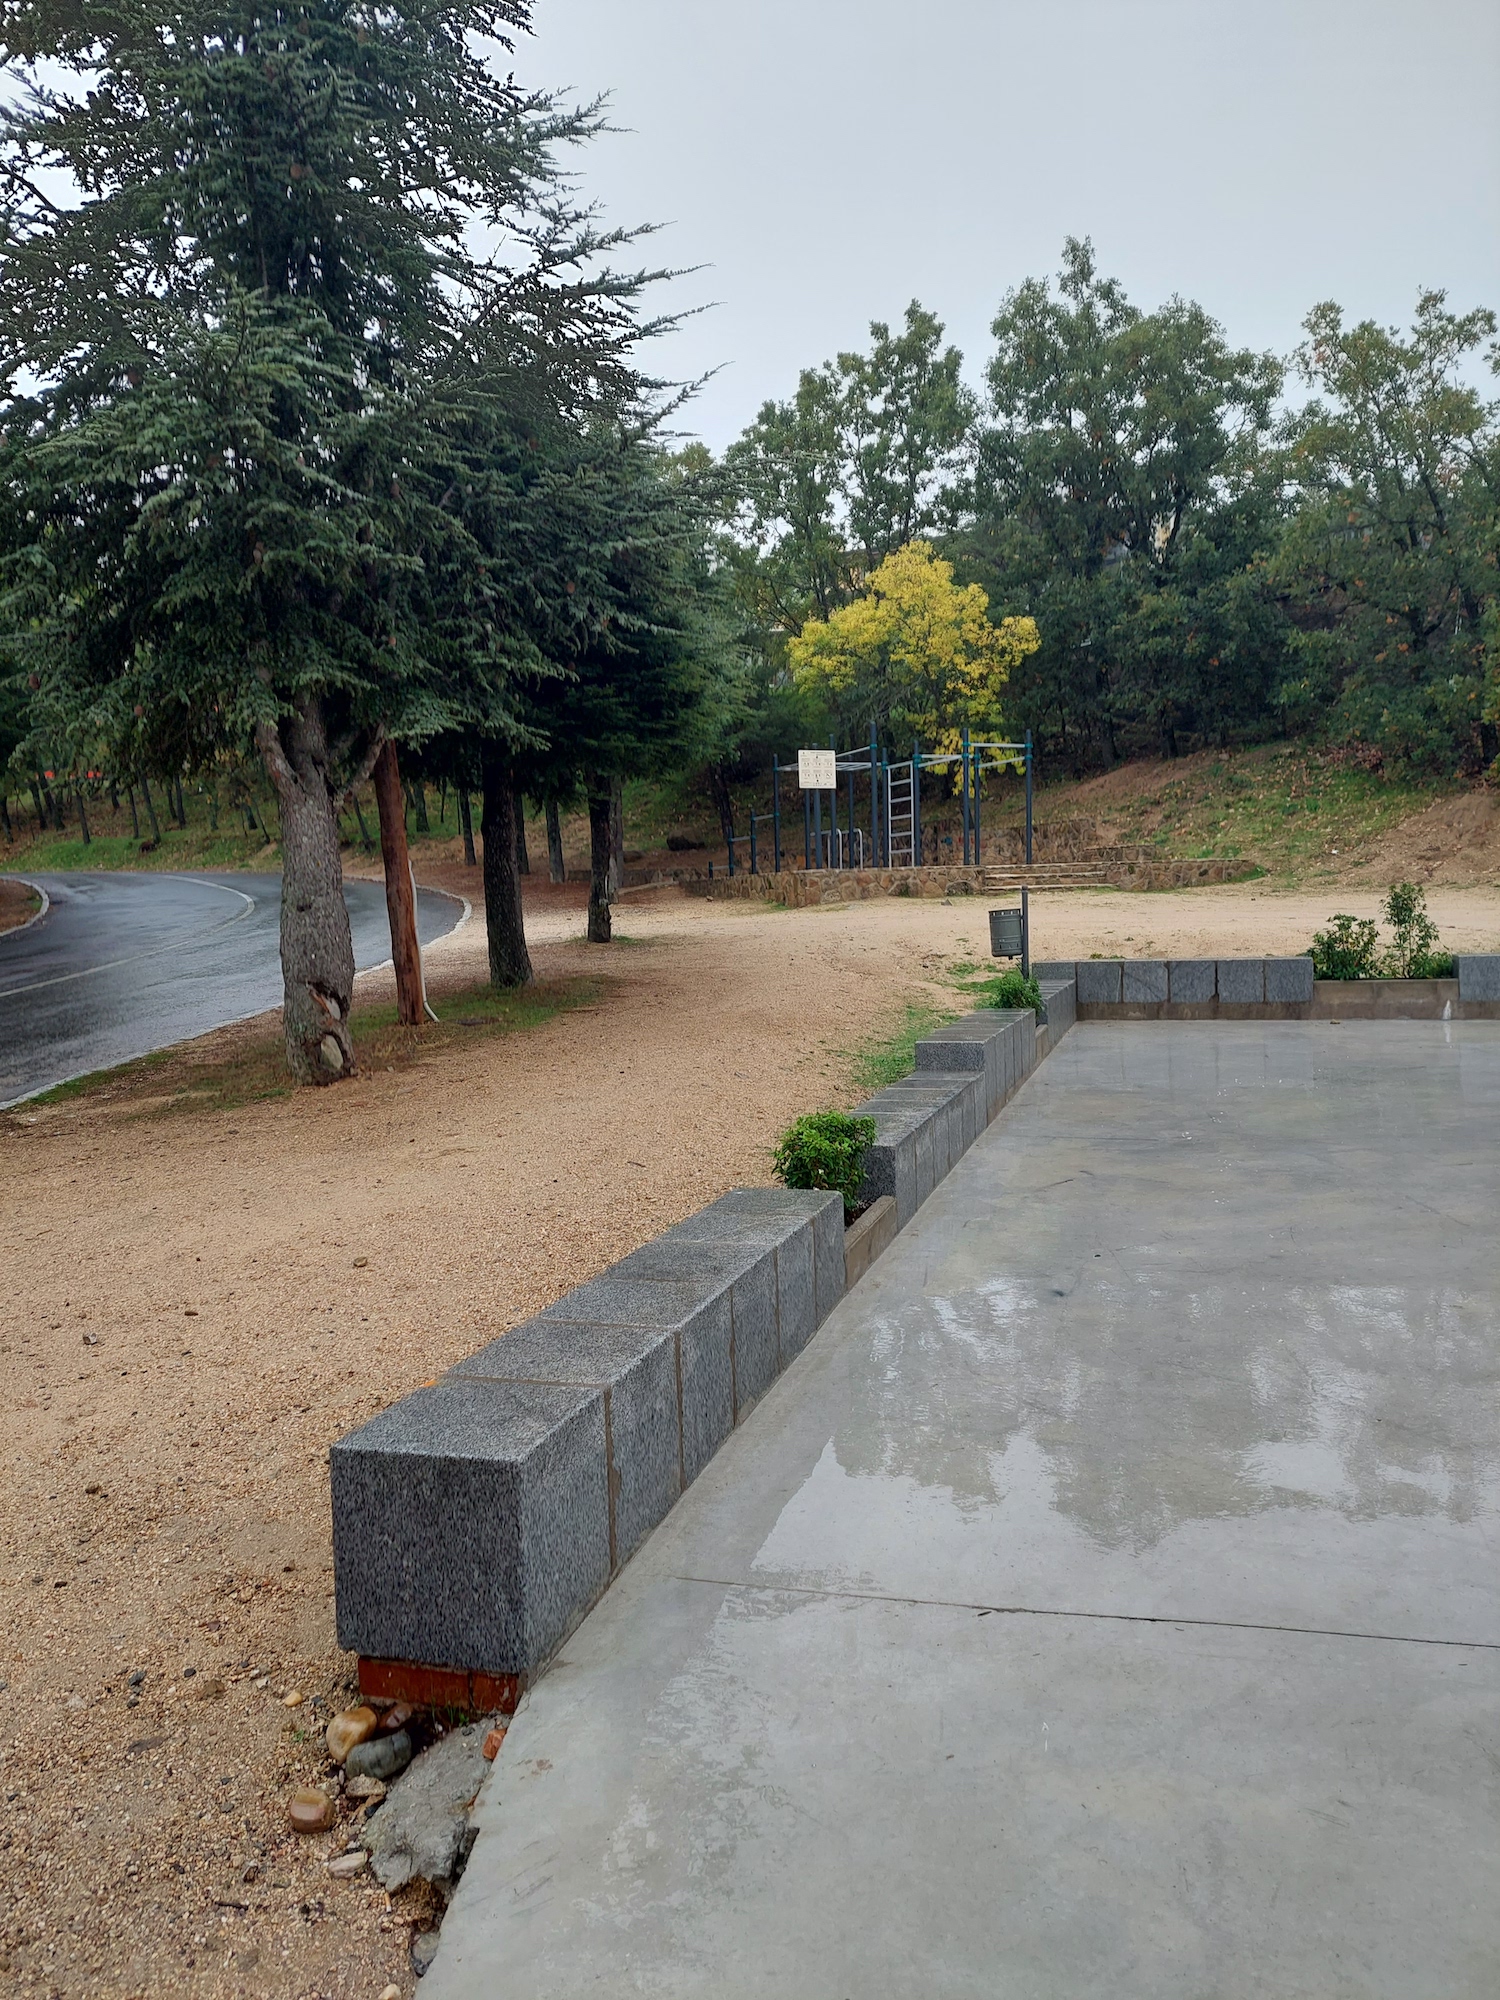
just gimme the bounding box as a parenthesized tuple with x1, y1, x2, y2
(0, 2, 662, 1078)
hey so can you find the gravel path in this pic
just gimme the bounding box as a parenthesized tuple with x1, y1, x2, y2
(3, 876, 1499, 1999)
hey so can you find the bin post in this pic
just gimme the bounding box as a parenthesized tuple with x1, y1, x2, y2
(1021, 884, 1030, 978)
(1025, 730, 1033, 866)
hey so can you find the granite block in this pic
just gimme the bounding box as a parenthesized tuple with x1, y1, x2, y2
(774, 1226, 819, 1364)
(1457, 955, 1500, 1002)
(804, 1191, 846, 1329)
(1038, 978, 1076, 1036)
(1168, 959, 1216, 1005)
(330, 1379, 609, 1677)
(1264, 956, 1315, 1004)
(913, 1109, 935, 1207)
(1032, 961, 1076, 982)
(1216, 958, 1265, 1004)
(1121, 960, 1168, 1005)
(1075, 960, 1123, 1006)
(728, 1253, 780, 1415)
(677, 1288, 735, 1485)
(612, 1233, 779, 1422)
(534, 1275, 727, 1331)
(453, 1320, 679, 1569)
(855, 1099, 920, 1227)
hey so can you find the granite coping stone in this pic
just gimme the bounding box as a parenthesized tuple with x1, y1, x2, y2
(1075, 960, 1123, 1006)
(1122, 960, 1168, 1005)
(1457, 955, 1500, 1002)
(611, 1236, 781, 1418)
(1216, 958, 1265, 1004)
(1168, 960, 1216, 1005)
(1264, 956, 1315, 1004)
(331, 1378, 610, 1676)
(452, 1320, 680, 1568)
(711, 1188, 845, 1332)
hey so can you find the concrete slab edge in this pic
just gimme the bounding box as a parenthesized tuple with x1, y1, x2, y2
(329, 981, 1078, 1707)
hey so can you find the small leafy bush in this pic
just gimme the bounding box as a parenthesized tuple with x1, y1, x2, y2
(968, 968, 1044, 1015)
(772, 1110, 877, 1221)
(1381, 882, 1449, 978)
(1309, 885, 1453, 979)
(1309, 914, 1380, 980)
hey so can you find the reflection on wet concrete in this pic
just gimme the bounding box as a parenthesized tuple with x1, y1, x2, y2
(430, 1021, 1500, 2000)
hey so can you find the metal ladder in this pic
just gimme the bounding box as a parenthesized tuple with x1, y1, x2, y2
(886, 760, 915, 866)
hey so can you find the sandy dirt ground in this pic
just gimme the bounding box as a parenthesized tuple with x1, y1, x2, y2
(3, 872, 1500, 2000)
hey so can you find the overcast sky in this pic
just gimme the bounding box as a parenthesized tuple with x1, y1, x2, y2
(518, 0, 1500, 449)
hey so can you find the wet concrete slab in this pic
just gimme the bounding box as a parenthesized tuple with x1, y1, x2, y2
(429, 1022, 1500, 1999)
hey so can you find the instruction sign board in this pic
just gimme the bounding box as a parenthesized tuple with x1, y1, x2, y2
(797, 748, 837, 789)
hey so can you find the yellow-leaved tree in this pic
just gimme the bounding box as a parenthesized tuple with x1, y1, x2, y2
(787, 541, 1039, 752)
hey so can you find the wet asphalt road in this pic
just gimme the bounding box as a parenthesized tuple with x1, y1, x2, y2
(0, 871, 465, 1108)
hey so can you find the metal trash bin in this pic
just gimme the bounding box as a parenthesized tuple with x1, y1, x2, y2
(989, 906, 1023, 958)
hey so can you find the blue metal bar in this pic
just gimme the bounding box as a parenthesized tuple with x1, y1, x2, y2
(803, 788, 811, 869)
(961, 725, 971, 866)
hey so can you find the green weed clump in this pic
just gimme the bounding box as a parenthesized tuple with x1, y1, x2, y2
(772, 1110, 877, 1221)
(1309, 914, 1381, 979)
(1308, 884, 1453, 979)
(966, 968, 1043, 1015)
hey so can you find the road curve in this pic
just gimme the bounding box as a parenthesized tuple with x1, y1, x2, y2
(0, 870, 464, 1108)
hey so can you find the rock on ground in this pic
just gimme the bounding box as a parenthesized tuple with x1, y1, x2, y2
(363, 1720, 496, 1891)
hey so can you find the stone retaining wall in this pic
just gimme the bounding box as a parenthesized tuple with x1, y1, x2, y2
(1035, 956, 1500, 1020)
(329, 987, 1077, 1698)
(689, 856, 1256, 906)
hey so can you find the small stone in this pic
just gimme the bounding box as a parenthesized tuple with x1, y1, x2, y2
(286, 1786, 334, 1834)
(376, 1701, 416, 1737)
(127, 1669, 146, 1687)
(379, 1986, 401, 2000)
(345, 1774, 387, 1803)
(319, 1034, 345, 1073)
(411, 1931, 440, 1978)
(345, 1730, 413, 1784)
(183, 1665, 196, 1678)
(353, 1256, 369, 1269)
(196, 1676, 226, 1701)
(282, 1690, 304, 1708)
(326, 1706, 377, 1764)
(327, 1848, 369, 1879)
(482, 1727, 506, 1761)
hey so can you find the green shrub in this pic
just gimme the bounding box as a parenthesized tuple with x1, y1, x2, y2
(967, 968, 1043, 1015)
(772, 1110, 877, 1221)
(1309, 914, 1380, 979)
(1381, 882, 1445, 978)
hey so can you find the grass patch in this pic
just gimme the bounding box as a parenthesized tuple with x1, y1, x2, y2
(14, 975, 603, 1123)
(847, 999, 959, 1094)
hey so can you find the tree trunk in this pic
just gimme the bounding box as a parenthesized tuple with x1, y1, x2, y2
(707, 761, 736, 849)
(255, 698, 359, 1084)
(75, 781, 90, 844)
(351, 790, 374, 849)
(515, 800, 531, 875)
(608, 777, 624, 896)
(371, 740, 426, 1028)
(480, 749, 533, 988)
(545, 798, 565, 883)
(458, 786, 476, 867)
(407, 780, 430, 835)
(587, 781, 613, 943)
(139, 773, 161, 843)
(1, 789, 11, 841)
(30, 777, 45, 830)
